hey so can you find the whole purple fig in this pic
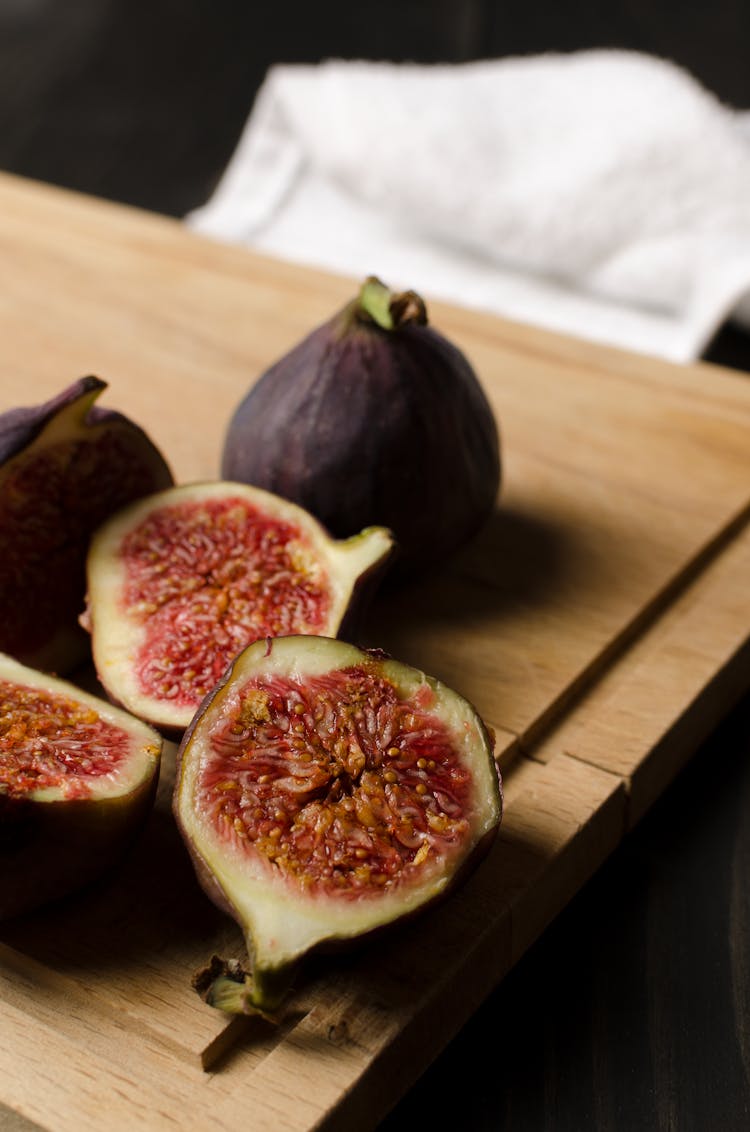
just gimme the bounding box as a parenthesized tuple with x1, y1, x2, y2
(221, 278, 501, 574)
(0, 376, 173, 674)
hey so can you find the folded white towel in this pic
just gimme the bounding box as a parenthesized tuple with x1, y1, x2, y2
(188, 50, 750, 363)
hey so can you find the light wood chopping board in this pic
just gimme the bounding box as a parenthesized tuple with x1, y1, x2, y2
(0, 172, 749, 1131)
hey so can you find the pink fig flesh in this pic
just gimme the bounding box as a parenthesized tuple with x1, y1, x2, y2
(84, 482, 395, 733)
(173, 634, 502, 1013)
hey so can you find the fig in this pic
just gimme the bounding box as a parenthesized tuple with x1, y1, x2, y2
(0, 651, 162, 920)
(0, 376, 173, 674)
(173, 634, 502, 1014)
(84, 482, 394, 733)
(221, 276, 501, 574)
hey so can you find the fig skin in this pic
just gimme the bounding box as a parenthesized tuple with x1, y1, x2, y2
(221, 277, 501, 575)
(83, 481, 395, 734)
(0, 652, 162, 921)
(0, 375, 146, 459)
(0, 376, 173, 675)
(173, 635, 502, 1014)
(0, 776, 158, 922)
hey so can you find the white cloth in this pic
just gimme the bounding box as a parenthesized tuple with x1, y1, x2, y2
(187, 51, 750, 362)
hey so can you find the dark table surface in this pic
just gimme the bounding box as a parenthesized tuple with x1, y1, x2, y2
(0, 3, 748, 1129)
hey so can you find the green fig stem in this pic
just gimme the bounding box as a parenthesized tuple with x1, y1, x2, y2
(356, 276, 428, 331)
(192, 954, 291, 1020)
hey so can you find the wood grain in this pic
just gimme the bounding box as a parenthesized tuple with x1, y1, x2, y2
(0, 172, 748, 1130)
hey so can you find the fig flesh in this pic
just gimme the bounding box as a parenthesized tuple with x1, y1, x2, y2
(0, 376, 173, 674)
(0, 651, 162, 920)
(84, 482, 394, 733)
(221, 277, 501, 574)
(173, 635, 502, 1013)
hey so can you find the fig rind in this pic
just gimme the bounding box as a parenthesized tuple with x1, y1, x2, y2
(221, 277, 501, 574)
(0, 376, 173, 674)
(173, 635, 502, 1013)
(84, 482, 395, 733)
(0, 651, 162, 920)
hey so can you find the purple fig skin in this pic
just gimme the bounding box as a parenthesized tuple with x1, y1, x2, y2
(172, 654, 248, 926)
(0, 652, 163, 921)
(0, 376, 162, 465)
(221, 280, 501, 576)
(0, 772, 159, 921)
(0, 376, 173, 674)
(0, 375, 100, 459)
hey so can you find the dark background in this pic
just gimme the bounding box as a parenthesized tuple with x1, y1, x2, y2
(2, 0, 749, 371)
(1, 3, 749, 1129)
(2, 0, 750, 217)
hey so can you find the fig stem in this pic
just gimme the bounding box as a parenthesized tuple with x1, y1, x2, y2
(357, 276, 428, 331)
(192, 954, 292, 1018)
(204, 975, 271, 1017)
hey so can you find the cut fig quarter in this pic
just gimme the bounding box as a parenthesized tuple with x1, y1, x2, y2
(0, 376, 173, 674)
(84, 482, 395, 732)
(173, 635, 502, 1015)
(0, 651, 162, 921)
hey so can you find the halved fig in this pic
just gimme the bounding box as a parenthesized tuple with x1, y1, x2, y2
(173, 635, 502, 1014)
(84, 483, 394, 733)
(0, 652, 162, 920)
(0, 376, 173, 674)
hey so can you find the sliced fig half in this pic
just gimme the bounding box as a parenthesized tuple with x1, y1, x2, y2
(0, 376, 173, 674)
(0, 651, 162, 920)
(173, 635, 502, 1014)
(84, 483, 395, 733)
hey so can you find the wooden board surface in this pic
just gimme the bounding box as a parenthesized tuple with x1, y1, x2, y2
(0, 171, 749, 1131)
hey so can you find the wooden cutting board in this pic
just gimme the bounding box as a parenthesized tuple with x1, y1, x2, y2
(0, 171, 749, 1131)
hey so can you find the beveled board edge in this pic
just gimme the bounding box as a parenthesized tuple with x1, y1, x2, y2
(530, 517, 750, 826)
